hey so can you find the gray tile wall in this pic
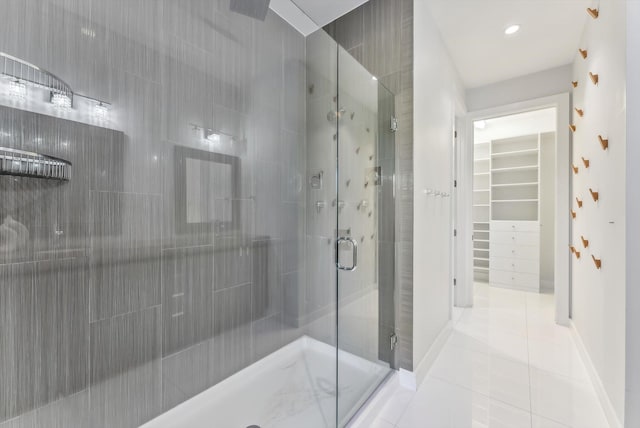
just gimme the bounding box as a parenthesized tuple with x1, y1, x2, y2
(325, 0, 414, 370)
(0, 1, 307, 427)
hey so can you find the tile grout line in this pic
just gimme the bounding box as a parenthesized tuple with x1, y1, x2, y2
(525, 294, 534, 428)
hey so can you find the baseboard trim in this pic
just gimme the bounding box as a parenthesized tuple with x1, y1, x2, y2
(569, 321, 622, 428)
(400, 321, 453, 391)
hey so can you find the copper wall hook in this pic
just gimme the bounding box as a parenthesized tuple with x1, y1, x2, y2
(579, 48, 588, 59)
(582, 157, 590, 168)
(589, 72, 599, 85)
(572, 81, 579, 88)
(589, 188, 599, 202)
(570, 246, 581, 259)
(572, 164, 579, 174)
(571, 210, 577, 219)
(592, 255, 602, 269)
(576, 197, 583, 208)
(598, 135, 609, 150)
(569, 124, 577, 133)
(587, 8, 599, 19)
(581, 236, 589, 248)
(575, 108, 584, 117)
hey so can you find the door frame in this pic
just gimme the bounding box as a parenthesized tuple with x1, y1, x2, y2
(456, 93, 571, 325)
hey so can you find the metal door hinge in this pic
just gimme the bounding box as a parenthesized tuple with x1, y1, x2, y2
(454, 229, 457, 237)
(391, 117, 398, 132)
(454, 278, 457, 286)
(454, 180, 457, 188)
(454, 130, 458, 138)
(390, 333, 398, 350)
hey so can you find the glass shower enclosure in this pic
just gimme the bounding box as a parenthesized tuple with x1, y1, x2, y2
(0, 1, 396, 427)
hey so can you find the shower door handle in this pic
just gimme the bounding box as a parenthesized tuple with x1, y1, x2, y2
(337, 237, 358, 271)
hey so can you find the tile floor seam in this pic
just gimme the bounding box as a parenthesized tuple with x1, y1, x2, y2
(525, 292, 535, 428)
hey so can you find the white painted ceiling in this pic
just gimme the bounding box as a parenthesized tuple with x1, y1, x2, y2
(427, 0, 591, 88)
(287, 0, 370, 27)
(474, 108, 557, 143)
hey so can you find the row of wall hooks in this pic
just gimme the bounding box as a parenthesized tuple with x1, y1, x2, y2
(569, 246, 603, 269)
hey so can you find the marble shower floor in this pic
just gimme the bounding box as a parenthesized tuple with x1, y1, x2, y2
(143, 336, 389, 428)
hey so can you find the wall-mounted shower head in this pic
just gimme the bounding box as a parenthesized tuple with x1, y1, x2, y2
(230, 0, 271, 21)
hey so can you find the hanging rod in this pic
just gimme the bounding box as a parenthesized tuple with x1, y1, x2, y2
(0, 147, 71, 181)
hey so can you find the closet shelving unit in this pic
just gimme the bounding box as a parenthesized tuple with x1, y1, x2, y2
(489, 134, 541, 292)
(473, 141, 491, 282)
(473, 134, 541, 287)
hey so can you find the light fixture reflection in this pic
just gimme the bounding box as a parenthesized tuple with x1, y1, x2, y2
(8, 80, 27, 101)
(94, 102, 109, 120)
(475, 120, 487, 130)
(51, 92, 72, 109)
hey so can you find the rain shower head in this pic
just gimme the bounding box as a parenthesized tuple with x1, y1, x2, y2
(229, 0, 271, 21)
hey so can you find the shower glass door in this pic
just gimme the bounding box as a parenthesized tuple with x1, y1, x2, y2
(335, 47, 395, 426)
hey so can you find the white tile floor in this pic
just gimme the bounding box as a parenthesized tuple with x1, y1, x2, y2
(352, 283, 610, 428)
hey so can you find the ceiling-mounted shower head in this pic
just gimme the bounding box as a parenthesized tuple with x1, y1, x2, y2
(230, 0, 271, 21)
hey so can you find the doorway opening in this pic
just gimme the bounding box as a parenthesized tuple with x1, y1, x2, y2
(472, 108, 557, 302)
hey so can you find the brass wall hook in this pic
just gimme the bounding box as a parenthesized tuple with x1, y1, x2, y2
(598, 135, 609, 150)
(576, 197, 583, 208)
(582, 157, 590, 168)
(575, 108, 584, 117)
(572, 164, 579, 174)
(570, 124, 577, 133)
(589, 188, 599, 202)
(592, 255, 602, 269)
(589, 72, 599, 85)
(571, 210, 577, 219)
(572, 81, 579, 88)
(587, 8, 599, 19)
(579, 48, 588, 59)
(581, 236, 589, 248)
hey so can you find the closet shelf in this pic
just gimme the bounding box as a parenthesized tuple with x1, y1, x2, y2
(491, 182, 537, 188)
(492, 199, 538, 203)
(492, 165, 538, 172)
(491, 148, 538, 158)
(474, 172, 490, 176)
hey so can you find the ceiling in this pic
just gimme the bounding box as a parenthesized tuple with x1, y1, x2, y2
(474, 108, 557, 143)
(427, 0, 591, 88)
(270, 0, 369, 35)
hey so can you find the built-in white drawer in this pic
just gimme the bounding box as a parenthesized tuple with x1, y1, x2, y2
(490, 270, 540, 290)
(491, 242, 539, 259)
(491, 221, 539, 232)
(490, 257, 539, 274)
(492, 230, 539, 246)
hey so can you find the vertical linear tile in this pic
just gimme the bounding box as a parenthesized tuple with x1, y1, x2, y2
(90, 191, 162, 321)
(162, 246, 214, 357)
(212, 283, 253, 383)
(89, 306, 162, 428)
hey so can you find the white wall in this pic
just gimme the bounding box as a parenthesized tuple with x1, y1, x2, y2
(413, 0, 466, 372)
(625, 0, 640, 425)
(540, 132, 556, 290)
(466, 65, 573, 112)
(571, 0, 626, 425)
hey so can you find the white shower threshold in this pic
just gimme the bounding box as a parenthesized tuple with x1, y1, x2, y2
(142, 336, 390, 428)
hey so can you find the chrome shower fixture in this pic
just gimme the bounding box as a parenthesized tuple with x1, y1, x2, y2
(229, 0, 271, 21)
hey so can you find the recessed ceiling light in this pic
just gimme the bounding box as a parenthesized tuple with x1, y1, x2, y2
(505, 24, 520, 35)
